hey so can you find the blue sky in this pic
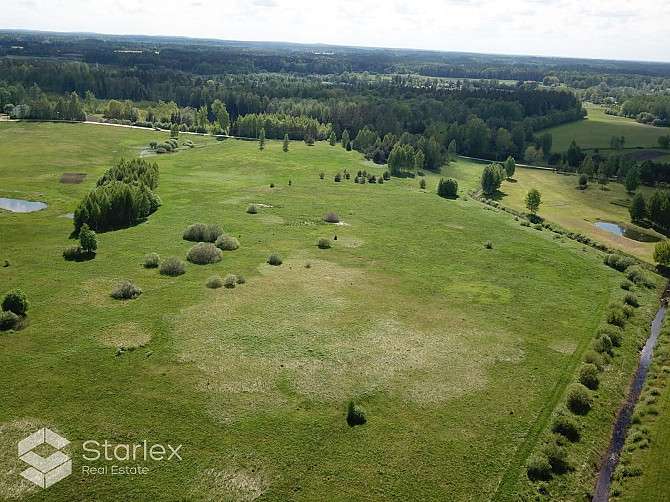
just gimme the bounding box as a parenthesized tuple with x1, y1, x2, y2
(4, 0, 670, 62)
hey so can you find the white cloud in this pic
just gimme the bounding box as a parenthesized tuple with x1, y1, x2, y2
(0, 0, 668, 62)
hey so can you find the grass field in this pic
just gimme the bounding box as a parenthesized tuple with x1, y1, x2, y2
(0, 122, 663, 501)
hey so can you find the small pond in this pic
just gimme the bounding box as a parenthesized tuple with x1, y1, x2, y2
(595, 221, 661, 243)
(0, 197, 48, 213)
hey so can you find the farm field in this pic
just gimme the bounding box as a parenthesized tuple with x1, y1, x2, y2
(0, 122, 663, 501)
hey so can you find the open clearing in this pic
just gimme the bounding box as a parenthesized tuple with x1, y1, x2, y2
(0, 122, 662, 501)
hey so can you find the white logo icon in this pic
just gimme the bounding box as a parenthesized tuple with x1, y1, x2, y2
(18, 428, 71, 488)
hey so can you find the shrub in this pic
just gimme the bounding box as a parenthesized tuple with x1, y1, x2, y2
(345, 173, 351, 180)
(156, 147, 167, 154)
(206, 275, 223, 289)
(598, 324, 623, 347)
(224, 274, 237, 289)
(604, 254, 636, 272)
(346, 400, 367, 426)
(526, 453, 552, 481)
(578, 173, 588, 186)
(621, 280, 634, 290)
(579, 363, 600, 390)
(437, 178, 458, 198)
(623, 293, 639, 308)
(583, 350, 604, 370)
(623, 304, 635, 318)
(606, 306, 626, 327)
(419, 178, 426, 189)
(63, 245, 83, 261)
(182, 223, 223, 242)
(215, 235, 240, 251)
(565, 383, 592, 415)
(236, 275, 246, 284)
(377, 177, 384, 184)
(2, 289, 28, 316)
(485, 241, 493, 249)
(111, 281, 142, 300)
(542, 441, 571, 474)
(267, 253, 283, 266)
(246, 204, 258, 214)
(383, 171, 390, 180)
(160, 257, 186, 276)
(319, 172, 325, 179)
(187, 243, 223, 264)
(144, 252, 160, 268)
(334, 173, 342, 182)
(270, 183, 274, 188)
(626, 266, 654, 287)
(324, 211, 340, 223)
(551, 415, 580, 442)
(318, 238, 331, 249)
(2, 259, 9, 267)
(0, 310, 19, 330)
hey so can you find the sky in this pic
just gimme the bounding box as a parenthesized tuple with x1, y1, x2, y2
(3, 0, 670, 62)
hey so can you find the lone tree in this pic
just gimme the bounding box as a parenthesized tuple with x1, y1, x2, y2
(504, 156, 516, 179)
(653, 240, 670, 265)
(79, 223, 98, 253)
(329, 131, 336, 146)
(629, 193, 647, 222)
(597, 171, 609, 190)
(437, 178, 458, 198)
(282, 134, 289, 152)
(341, 130, 350, 149)
(259, 128, 266, 150)
(481, 163, 505, 195)
(525, 188, 542, 215)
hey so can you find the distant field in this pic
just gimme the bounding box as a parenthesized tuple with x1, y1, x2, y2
(543, 104, 668, 153)
(0, 122, 662, 501)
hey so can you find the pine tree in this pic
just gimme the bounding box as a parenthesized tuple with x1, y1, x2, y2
(341, 130, 350, 149)
(283, 134, 289, 152)
(259, 128, 266, 151)
(79, 223, 98, 253)
(329, 131, 336, 146)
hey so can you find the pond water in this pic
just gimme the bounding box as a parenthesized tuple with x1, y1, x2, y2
(0, 197, 48, 213)
(594, 221, 661, 243)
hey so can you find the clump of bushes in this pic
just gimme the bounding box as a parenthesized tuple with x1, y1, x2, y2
(246, 204, 258, 214)
(236, 275, 246, 284)
(224, 274, 237, 289)
(606, 305, 626, 327)
(578, 363, 600, 390)
(526, 453, 552, 481)
(160, 257, 186, 276)
(111, 281, 142, 300)
(346, 400, 366, 426)
(182, 223, 224, 243)
(144, 252, 160, 268)
(604, 254, 636, 272)
(592, 333, 613, 356)
(542, 440, 571, 474)
(215, 235, 239, 251)
(625, 266, 654, 288)
(267, 253, 283, 266)
(206, 275, 224, 289)
(63, 244, 84, 261)
(623, 292, 639, 308)
(620, 280, 634, 290)
(187, 243, 223, 264)
(318, 238, 331, 249)
(597, 324, 623, 347)
(583, 349, 604, 370)
(324, 211, 340, 223)
(551, 415, 580, 442)
(565, 383, 592, 415)
(437, 178, 458, 198)
(2, 289, 28, 316)
(0, 310, 19, 330)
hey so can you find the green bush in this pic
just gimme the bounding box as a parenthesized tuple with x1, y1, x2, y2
(626, 266, 654, 287)
(592, 333, 613, 355)
(620, 280, 634, 290)
(606, 306, 626, 327)
(160, 257, 186, 276)
(485, 241, 493, 249)
(187, 243, 223, 264)
(2, 259, 9, 267)
(318, 238, 331, 249)
(182, 223, 223, 243)
(597, 324, 623, 347)
(267, 253, 283, 266)
(578, 173, 588, 186)
(623, 304, 635, 318)
(63, 245, 83, 261)
(583, 350, 604, 370)
(224, 274, 237, 289)
(551, 415, 580, 442)
(437, 178, 459, 198)
(324, 211, 340, 223)
(542, 441, 571, 474)
(246, 204, 258, 214)
(578, 363, 600, 390)
(215, 235, 239, 251)
(111, 281, 142, 300)
(419, 178, 426, 189)
(346, 400, 367, 426)
(565, 383, 592, 415)
(623, 293, 639, 308)
(2, 289, 28, 316)
(526, 453, 552, 481)
(144, 252, 160, 268)
(0, 310, 19, 330)
(604, 254, 636, 272)
(236, 275, 246, 284)
(206, 275, 223, 289)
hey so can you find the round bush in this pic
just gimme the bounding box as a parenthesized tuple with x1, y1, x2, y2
(606, 307, 626, 327)
(267, 253, 283, 266)
(246, 204, 258, 214)
(579, 363, 600, 390)
(526, 453, 552, 481)
(324, 211, 340, 223)
(183, 223, 223, 243)
(583, 349, 604, 370)
(565, 383, 592, 415)
(215, 235, 239, 251)
(346, 400, 366, 426)
(318, 238, 331, 249)
(592, 333, 613, 355)
(206, 275, 223, 289)
(623, 293, 639, 308)
(63, 245, 83, 261)
(110, 281, 142, 300)
(144, 252, 160, 268)
(485, 241, 493, 249)
(542, 441, 571, 474)
(626, 266, 654, 287)
(224, 274, 237, 289)
(187, 243, 222, 265)
(160, 257, 186, 276)
(620, 280, 634, 291)
(551, 415, 580, 442)
(0, 310, 19, 330)
(598, 324, 623, 347)
(2, 289, 28, 316)
(236, 275, 246, 284)
(437, 178, 458, 198)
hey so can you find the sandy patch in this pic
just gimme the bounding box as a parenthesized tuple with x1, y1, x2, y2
(99, 322, 151, 348)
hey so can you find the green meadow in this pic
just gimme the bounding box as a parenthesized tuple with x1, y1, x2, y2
(0, 122, 663, 501)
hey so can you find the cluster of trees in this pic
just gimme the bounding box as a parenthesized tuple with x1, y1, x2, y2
(233, 113, 330, 140)
(357, 129, 444, 171)
(4, 90, 85, 121)
(620, 95, 670, 127)
(629, 190, 670, 231)
(73, 158, 161, 234)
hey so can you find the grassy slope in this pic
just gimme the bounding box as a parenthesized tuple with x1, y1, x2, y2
(0, 122, 660, 501)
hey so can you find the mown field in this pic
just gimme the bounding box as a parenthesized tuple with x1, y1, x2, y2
(0, 122, 662, 501)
